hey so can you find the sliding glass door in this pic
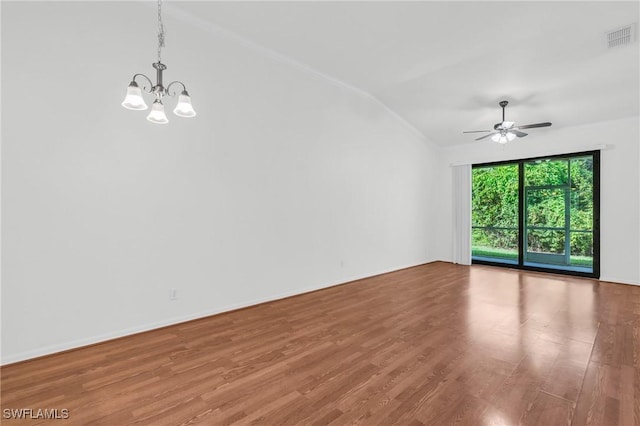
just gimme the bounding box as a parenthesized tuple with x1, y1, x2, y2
(472, 164, 519, 265)
(472, 151, 599, 278)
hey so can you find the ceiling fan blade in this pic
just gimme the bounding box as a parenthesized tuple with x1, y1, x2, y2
(516, 122, 552, 130)
(475, 132, 498, 141)
(513, 130, 528, 137)
(463, 130, 491, 133)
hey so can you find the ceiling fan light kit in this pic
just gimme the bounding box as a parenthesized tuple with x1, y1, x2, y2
(122, 0, 196, 124)
(463, 100, 551, 144)
(491, 131, 516, 144)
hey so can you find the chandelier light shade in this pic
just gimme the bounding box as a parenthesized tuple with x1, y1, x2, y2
(147, 100, 169, 124)
(121, 82, 148, 110)
(122, 0, 196, 124)
(173, 91, 197, 117)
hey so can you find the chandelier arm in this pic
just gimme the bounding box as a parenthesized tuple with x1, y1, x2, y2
(166, 81, 187, 96)
(132, 73, 155, 93)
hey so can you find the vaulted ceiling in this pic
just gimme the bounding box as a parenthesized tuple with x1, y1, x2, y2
(167, 1, 639, 147)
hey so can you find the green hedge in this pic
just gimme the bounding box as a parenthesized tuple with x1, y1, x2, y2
(472, 158, 594, 257)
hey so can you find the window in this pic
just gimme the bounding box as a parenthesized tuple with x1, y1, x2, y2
(472, 151, 600, 278)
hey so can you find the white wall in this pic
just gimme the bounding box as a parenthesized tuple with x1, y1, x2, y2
(434, 116, 640, 286)
(1, 2, 438, 364)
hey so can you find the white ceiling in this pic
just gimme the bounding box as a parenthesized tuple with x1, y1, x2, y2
(168, 1, 639, 147)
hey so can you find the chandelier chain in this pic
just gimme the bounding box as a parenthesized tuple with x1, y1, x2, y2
(157, 0, 165, 63)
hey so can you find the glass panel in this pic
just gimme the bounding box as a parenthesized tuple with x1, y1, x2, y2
(472, 228, 518, 262)
(525, 159, 569, 187)
(570, 231, 593, 267)
(527, 229, 566, 255)
(569, 157, 593, 231)
(472, 164, 519, 263)
(526, 188, 566, 228)
(568, 156, 594, 271)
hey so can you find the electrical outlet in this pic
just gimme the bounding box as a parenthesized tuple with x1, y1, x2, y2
(170, 288, 177, 300)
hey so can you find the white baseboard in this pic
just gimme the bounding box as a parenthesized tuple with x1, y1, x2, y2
(1, 260, 432, 365)
(599, 276, 640, 286)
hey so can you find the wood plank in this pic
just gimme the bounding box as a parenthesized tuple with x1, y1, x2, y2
(573, 361, 628, 426)
(521, 391, 574, 426)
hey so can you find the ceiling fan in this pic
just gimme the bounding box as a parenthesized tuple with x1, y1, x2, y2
(463, 100, 552, 144)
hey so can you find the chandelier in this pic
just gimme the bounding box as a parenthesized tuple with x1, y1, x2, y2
(121, 0, 196, 123)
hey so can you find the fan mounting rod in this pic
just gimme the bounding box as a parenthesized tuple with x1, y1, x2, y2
(499, 100, 508, 121)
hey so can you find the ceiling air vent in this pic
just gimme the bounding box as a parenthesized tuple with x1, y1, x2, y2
(606, 24, 636, 48)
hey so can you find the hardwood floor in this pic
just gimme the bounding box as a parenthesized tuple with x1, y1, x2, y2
(1, 262, 639, 425)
